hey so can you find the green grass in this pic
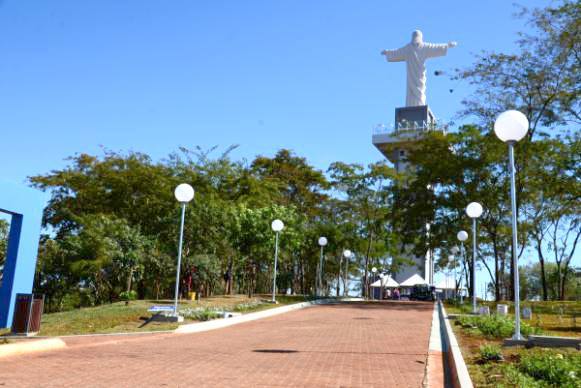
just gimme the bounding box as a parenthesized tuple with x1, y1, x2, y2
(445, 300, 580, 337)
(445, 300, 581, 387)
(2, 294, 311, 337)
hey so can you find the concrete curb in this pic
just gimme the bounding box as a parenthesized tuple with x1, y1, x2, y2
(175, 298, 343, 334)
(0, 338, 66, 359)
(439, 302, 474, 388)
(424, 302, 445, 387)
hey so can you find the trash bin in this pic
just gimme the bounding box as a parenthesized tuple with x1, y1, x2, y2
(11, 294, 44, 336)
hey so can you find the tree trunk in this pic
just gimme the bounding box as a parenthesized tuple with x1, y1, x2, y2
(363, 233, 373, 298)
(535, 240, 548, 301)
(336, 255, 342, 296)
(492, 238, 501, 301)
(227, 256, 233, 295)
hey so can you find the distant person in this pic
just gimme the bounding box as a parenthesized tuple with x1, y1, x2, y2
(393, 288, 400, 300)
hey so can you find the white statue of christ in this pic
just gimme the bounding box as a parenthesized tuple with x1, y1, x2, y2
(381, 30, 457, 107)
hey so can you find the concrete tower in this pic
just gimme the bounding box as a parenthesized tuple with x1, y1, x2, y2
(372, 107, 441, 285)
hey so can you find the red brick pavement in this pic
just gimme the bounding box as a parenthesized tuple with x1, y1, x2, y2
(0, 301, 434, 388)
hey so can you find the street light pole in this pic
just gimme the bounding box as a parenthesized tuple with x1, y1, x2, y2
(471, 217, 477, 314)
(273, 230, 279, 303)
(174, 202, 186, 315)
(494, 110, 529, 341)
(371, 267, 377, 300)
(457, 231, 468, 304)
(173, 183, 194, 316)
(343, 250, 352, 297)
(318, 237, 328, 298)
(319, 246, 324, 295)
(508, 142, 523, 340)
(465, 202, 483, 315)
(459, 242, 465, 304)
(271, 219, 284, 303)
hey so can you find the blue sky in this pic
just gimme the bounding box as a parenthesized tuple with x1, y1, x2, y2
(0, 0, 551, 182)
(0, 1, 561, 296)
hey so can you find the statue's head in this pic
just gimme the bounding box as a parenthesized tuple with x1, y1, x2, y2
(411, 30, 423, 46)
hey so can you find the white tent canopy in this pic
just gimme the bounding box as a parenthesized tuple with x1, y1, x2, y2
(370, 276, 399, 288)
(400, 274, 428, 287)
(435, 276, 466, 290)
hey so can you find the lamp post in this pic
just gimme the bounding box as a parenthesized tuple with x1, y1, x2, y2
(317, 237, 328, 298)
(448, 254, 455, 299)
(494, 110, 529, 341)
(173, 183, 194, 316)
(451, 246, 460, 299)
(271, 219, 284, 303)
(466, 203, 483, 314)
(343, 249, 352, 297)
(457, 231, 468, 304)
(371, 267, 377, 300)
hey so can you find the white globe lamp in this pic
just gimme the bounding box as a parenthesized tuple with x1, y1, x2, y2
(466, 202, 483, 219)
(174, 183, 194, 203)
(271, 219, 284, 232)
(494, 110, 529, 143)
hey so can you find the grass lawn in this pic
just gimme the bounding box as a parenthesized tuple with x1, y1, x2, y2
(445, 300, 580, 337)
(6, 294, 310, 337)
(444, 301, 581, 387)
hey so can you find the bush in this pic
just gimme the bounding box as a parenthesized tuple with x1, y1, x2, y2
(119, 290, 138, 302)
(233, 301, 266, 312)
(455, 315, 542, 339)
(518, 349, 581, 387)
(479, 343, 503, 362)
(500, 365, 544, 388)
(181, 307, 222, 321)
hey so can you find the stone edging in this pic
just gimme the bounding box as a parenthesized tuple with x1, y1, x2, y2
(439, 302, 474, 388)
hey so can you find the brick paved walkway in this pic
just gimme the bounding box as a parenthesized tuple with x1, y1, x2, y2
(0, 301, 434, 388)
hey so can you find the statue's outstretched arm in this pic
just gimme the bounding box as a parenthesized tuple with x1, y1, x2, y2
(381, 46, 407, 62)
(422, 41, 457, 58)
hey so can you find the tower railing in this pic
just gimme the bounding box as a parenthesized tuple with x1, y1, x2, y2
(372, 119, 447, 137)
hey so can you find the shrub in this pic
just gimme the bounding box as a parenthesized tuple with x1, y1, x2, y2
(500, 365, 544, 388)
(518, 349, 581, 387)
(455, 315, 542, 339)
(479, 343, 503, 362)
(181, 307, 222, 321)
(233, 301, 267, 312)
(119, 290, 138, 302)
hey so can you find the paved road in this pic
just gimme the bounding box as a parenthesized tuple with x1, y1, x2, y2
(1, 301, 434, 387)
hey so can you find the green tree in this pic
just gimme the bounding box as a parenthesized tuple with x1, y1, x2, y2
(0, 219, 8, 286)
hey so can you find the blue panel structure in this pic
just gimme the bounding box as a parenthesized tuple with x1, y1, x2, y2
(0, 180, 45, 328)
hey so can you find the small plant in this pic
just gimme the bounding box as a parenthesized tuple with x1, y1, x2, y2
(119, 290, 138, 305)
(479, 343, 503, 362)
(233, 301, 267, 312)
(456, 315, 542, 339)
(518, 349, 581, 387)
(181, 307, 222, 321)
(500, 365, 544, 387)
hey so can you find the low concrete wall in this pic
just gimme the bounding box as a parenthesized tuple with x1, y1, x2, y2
(438, 302, 473, 388)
